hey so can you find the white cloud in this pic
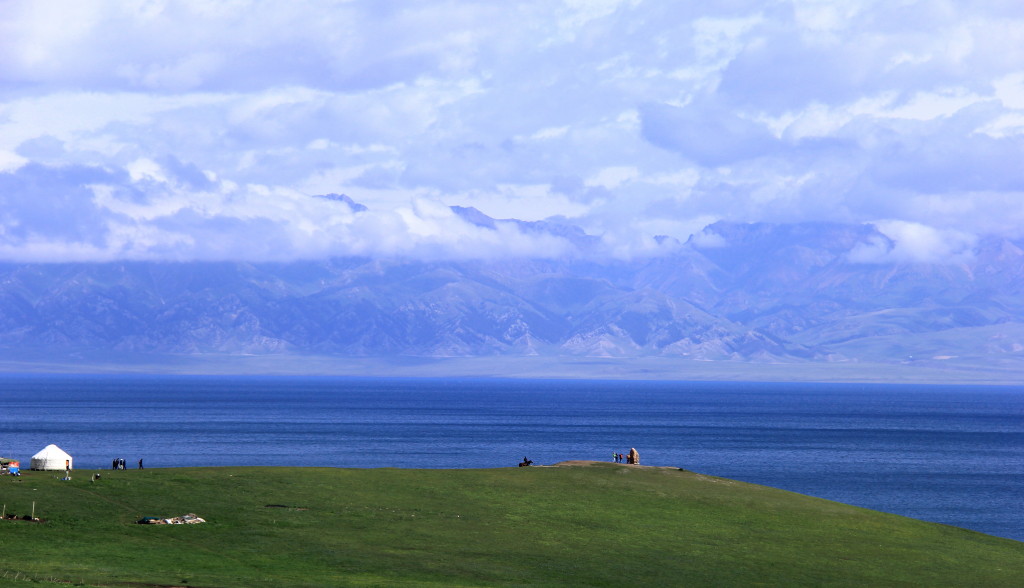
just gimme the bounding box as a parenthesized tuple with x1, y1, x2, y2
(994, 72, 1024, 109)
(0, 91, 232, 158)
(126, 158, 168, 183)
(875, 88, 984, 121)
(444, 184, 591, 222)
(306, 138, 335, 150)
(0, 151, 28, 173)
(529, 126, 570, 141)
(586, 166, 638, 190)
(1, 1, 1024, 262)
(0, 160, 589, 262)
(691, 15, 763, 62)
(689, 227, 728, 248)
(848, 220, 977, 264)
(557, 0, 637, 39)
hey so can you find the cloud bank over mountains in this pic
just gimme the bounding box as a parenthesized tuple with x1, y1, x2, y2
(2, 0, 1024, 262)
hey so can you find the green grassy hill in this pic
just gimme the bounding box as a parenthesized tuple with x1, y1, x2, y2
(1, 463, 1022, 587)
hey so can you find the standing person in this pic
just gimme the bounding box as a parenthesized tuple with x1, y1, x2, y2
(612, 451, 618, 462)
(138, 458, 143, 469)
(112, 458, 118, 470)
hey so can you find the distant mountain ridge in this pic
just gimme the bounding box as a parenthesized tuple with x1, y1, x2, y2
(2, 211, 1024, 374)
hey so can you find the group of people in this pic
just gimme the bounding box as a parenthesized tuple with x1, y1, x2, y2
(112, 458, 143, 470)
(612, 448, 640, 465)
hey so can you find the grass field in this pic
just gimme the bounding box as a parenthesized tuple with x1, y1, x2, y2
(1, 462, 1022, 587)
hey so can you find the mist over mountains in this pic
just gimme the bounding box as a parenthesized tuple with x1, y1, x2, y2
(2, 206, 1023, 378)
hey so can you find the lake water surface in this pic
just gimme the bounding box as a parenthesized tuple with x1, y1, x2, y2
(0, 375, 1021, 541)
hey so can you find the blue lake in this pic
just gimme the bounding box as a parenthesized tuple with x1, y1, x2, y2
(0, 375, 1021, 541)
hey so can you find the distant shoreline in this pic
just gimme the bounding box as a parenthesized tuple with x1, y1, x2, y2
(2, 353, 1023, 385)
(13, 461, 684, 471)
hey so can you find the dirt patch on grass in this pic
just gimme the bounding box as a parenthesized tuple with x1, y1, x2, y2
(550, 460, 684, 471)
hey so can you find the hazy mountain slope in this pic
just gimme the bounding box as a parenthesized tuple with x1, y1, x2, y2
(0, 219, 1023, 370)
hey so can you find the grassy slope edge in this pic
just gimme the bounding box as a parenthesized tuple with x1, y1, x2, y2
(0, 463, 1021, 587)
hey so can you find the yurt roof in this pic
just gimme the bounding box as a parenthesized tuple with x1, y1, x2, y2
(32, 444, 72, 459)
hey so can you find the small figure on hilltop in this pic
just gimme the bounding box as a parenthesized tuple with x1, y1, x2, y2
(138, 458, 143, 469)
(519, 457, 533, 467)
(627, 448, 639, 465)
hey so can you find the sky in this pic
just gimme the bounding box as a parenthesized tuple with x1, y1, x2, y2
(2, 0, 1024, 262)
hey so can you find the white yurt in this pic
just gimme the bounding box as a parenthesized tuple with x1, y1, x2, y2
(30, 444, 73, 470)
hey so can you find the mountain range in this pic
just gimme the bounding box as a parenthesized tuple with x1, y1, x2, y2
(2, 205, 1023, 381)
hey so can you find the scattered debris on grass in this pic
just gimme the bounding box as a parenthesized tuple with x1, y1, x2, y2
(137, 513, 205, 525)
(2, 514, 43, 523)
